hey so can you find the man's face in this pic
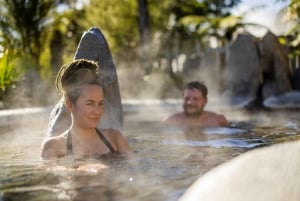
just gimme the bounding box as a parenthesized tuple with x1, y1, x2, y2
(183, 88, 207, 117)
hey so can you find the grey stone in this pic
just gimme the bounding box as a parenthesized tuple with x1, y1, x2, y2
(259, 31, 293, 99)
(223, 32, 261, 107)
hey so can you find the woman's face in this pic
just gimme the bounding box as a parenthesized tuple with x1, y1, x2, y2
(70, 84, 104, 129)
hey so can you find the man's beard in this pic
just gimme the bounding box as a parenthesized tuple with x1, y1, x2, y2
(183, 105, 203, 118)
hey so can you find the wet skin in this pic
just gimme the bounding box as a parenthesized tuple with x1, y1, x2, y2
(41, 84, 130, 160)
(183, 88, 207, 117)
(162, 88, 229, 127)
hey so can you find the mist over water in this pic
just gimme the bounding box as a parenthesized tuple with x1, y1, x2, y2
(0, 99, 300, 201)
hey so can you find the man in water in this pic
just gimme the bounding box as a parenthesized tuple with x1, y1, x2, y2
(162, 81, 229, 127)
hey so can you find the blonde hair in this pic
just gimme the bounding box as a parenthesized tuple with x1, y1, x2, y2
(55, 59, 102, 103)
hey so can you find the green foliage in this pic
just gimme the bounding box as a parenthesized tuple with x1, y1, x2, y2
(43, 8, 87, 76)
(167, 0, 246, 45)
(148, 0, 170, 31)
(82, 0, 139, 54)
(278, 0, 300, 63)
(4, 0, 293, 102)
(0, 50, 22, 91)
(171, 0, 264, 49)
(0, 0, 58, 66)
(39, 45, 52, 82)
(0, 0, 86, 82)
(169, 0, 208, 20)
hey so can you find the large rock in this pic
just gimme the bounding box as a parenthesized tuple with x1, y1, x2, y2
(179, 140, 300, 201)
(223, 32, 261, 107)
(258, 31, 293, 99)
(47, 27, 123, 136)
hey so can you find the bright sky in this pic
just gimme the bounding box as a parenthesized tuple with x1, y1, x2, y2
(232, 0, 291, 37)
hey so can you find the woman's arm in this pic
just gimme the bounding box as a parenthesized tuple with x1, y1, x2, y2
(110, 130, 131, 153)
(41, 137, 66, 160)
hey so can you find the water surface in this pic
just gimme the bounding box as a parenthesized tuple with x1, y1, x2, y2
(1, 101, 300, 201)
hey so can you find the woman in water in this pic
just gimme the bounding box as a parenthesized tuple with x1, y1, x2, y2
(41, 59, 130, 160)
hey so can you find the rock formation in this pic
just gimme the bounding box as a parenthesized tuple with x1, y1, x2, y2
(223, 31, 300, 109)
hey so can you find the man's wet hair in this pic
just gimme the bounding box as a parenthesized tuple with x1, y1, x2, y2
(184, 81, 208, 98)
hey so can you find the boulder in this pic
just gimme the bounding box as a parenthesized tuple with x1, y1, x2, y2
(258, 31, 293, 99)
(223, 32, 261, 107)
(179, 140, 300, 201)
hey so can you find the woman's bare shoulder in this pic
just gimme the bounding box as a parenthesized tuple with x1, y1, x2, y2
(42, 134, 66, 147)
(100, 129, 125, 145)
(41, 133, 68, 159)
(99, 129, 131, 153)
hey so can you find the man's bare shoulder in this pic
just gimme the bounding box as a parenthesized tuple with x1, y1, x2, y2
(203, 111, 229, 126)
(162, 112, 186, 124)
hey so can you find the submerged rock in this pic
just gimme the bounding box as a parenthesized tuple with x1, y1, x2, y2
(263, 90, 300, 108)
(179, 140, 300, 201)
